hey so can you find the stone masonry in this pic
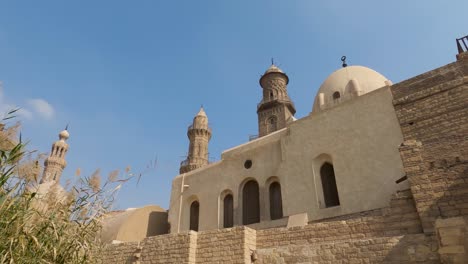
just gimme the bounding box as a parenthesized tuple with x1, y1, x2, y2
(100, 189, 442, 263)
(391, 52, 468, 262)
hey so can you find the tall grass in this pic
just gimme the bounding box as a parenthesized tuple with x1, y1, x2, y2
(0, 110, 132, 263)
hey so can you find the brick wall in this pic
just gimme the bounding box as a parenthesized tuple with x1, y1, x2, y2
(99, 227, 255, 264)
(140, 232, 197, 263)
(195, 227, 255, 264)
(99, 189, 430, 263)
(98, 189, 441, 263)
(100, 241, 139, 264)
(256, 189, 422, 249)
(392, 58, 468, 233)
(256, 234, 439, 264)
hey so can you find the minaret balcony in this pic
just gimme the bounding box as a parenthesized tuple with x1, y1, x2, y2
(187, 124, 212, 133)
(257, 99, 296, 114)
(257, 98, 295, 109)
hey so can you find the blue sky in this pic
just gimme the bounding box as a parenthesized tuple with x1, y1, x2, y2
(0, 1, 466, 209)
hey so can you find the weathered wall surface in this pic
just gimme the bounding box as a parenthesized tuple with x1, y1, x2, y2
(139, 232, 197, 264)
(195, 227, 256, 264)
(392, 58, 468, 234)
(100, 241, 139, 263)
(100, 227, 255, 264)
(435, 217, 468, 263)
(256, 234, 439, 264)
(256, 189, 422, 249)
(100, 190, 443, 263)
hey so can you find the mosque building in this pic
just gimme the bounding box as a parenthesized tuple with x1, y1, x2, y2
(168, 61, 408, 233)
(38, 37, 468, 263)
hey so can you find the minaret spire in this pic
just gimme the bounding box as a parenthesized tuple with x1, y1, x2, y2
(40, 128, 70, 183)
(180, 107, 212, 174)
(257, 63, 296, 137)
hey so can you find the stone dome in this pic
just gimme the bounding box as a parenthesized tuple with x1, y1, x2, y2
(260, 64, 289, 86)
(264, 64, 284, 74)
(59, 130, 69, 140)
(312, 66, 391, 113)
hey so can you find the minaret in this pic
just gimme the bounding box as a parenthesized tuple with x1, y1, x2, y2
(257, 63, 296, 137)
(180, 107, 212, 174)
(40, 128, 69, 183)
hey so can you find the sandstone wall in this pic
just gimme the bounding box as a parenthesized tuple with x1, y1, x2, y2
(100, 241, 139, 264)
(256, 234, 439, 264)
(391, 58, 468, 234)
(139, 232, 197, 263)
(100, 227, 254, 264)
(100, 189, 443, 263)
(195, 227, 256, 264)
(257, 189, 422, 249)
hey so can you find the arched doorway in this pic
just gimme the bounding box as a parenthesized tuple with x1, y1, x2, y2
(223, 194, 234, 228)
(242, 180, 260, 225)
(189, 201, 199, 231)
(269, 182, 283, 220)
(320, 162, 340, 207)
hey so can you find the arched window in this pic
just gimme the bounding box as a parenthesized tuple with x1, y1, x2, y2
(189, 201, 199, 231)
(267, 116, 278, 134)
(242, 180, 260, 225)
(332, 91, 341, 100)
(320, 163, 340, 207)
(269, 182, 283, 220)
(223, 194, 234, 228)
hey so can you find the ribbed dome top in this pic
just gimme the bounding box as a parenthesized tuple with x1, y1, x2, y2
(264, 64, 284, 74)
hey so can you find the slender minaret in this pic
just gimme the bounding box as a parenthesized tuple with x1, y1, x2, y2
(180, 107, 212, 174)
(257, 63, 296, 137)
(40, 128, 69, 183)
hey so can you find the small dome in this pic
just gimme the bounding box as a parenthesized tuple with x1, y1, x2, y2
(312, 66, 390, 113)
(264, 64, 284, 74)
(59, 130, 69, 140)
(260, 64, 289, 86)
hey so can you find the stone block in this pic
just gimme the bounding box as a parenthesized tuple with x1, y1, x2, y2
(286, 213, 308, 228)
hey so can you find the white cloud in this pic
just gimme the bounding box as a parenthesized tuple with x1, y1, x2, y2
(0, 84, 55, 121)
(27, 99, 55, 120)
(17, 108, 33, 119)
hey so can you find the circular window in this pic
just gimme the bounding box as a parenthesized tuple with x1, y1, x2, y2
(244, 160, 252, 169)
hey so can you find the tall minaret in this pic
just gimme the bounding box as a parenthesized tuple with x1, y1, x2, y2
(40, 128, 69, 183)
(257, 63, 296, 137)
(180, 107, 212, 174)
